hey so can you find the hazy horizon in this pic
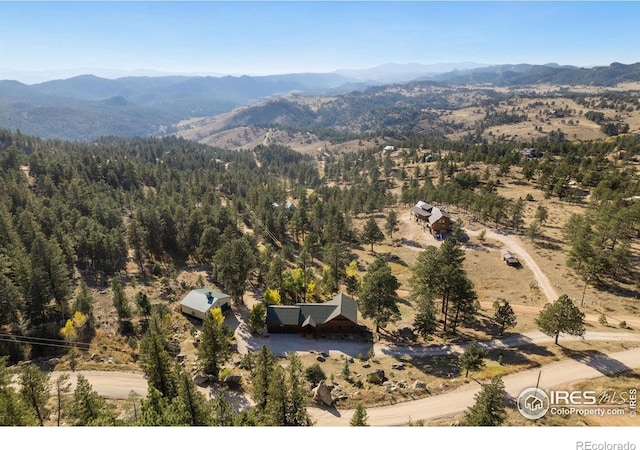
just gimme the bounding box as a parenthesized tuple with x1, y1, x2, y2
(1, 1, 638, 84)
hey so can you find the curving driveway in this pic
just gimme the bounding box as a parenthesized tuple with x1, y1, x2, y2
(465, 228, 558, 301)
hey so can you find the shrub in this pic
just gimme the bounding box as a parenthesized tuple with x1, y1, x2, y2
(619, 321, 627, 329)
(366, 373, 383, 385)
(239, 353, 256, 371)
(598, 313, 608, 326)
(305, 363, 327, 386)
(219, 367, 233, 380)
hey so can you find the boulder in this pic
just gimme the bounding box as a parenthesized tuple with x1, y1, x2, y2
(312, 381, 333, 406)
(47, 357, 60, 367)
(366, 370, 385, 385)
(193, 372, 209, 387)
(391, 362, 405, 370)
(331, 388, 349, 402)
(316, 356, 326, 362)
(176, 354, 185, 362)
(411, 380, 427, 390)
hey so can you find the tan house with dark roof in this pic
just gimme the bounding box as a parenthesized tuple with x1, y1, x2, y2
(411, 201, 452, 236)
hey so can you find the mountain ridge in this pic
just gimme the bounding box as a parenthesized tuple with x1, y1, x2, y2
(1, 62, 638, 141)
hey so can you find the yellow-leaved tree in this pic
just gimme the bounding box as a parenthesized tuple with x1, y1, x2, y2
(59, 311, 87, 371)
(210, 307, 224, 325)
(264, 288, 281, 305)
(59, 311, 87, 341)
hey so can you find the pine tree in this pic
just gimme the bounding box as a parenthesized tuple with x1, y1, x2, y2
(70, 375, 114, 426)
(458, 341, 488, 377)
(535, 294, 585, 344)
(265, 365, 287, 426)
(492, 299, 517, 336)
(28, 233, 72, 323)
(413, 297, 438, 338)
(535, 205, 549, 226)
(464, 376, 506, 426)
(286, 352, 311, 426)
(251, 345, 276, 412)
(19, 364, 50, 426)
(384, 210, 399, 240)
(173, 366, 212, 426)
(54, 373, 71, 426)
(360, 217, 385, 252)
(215, 237, 256, 302)
(135, 291, 152, 318)
(358, 257, 400, 333)
(139, 386, 172, 426)
(111, 279, 131, 321)
(197, 308, 233, 381)
(139, 313, 177, 399)
(350, 403, 369, 426)
(0, 356, 35, 426)
(73, 280, 94, 321)
(211, 386, 235, 426)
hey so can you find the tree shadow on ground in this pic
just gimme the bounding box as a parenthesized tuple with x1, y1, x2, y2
(201, 383, 253, 413)
(559, 348, 632, 376)
(400, 237, 424, 249)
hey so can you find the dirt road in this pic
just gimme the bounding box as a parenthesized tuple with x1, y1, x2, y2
(308, 346, 640, 426)
(56, 329, 640, 402)
(466, 228, 558, 301)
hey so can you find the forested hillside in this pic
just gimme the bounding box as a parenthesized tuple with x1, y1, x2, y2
(1, 128, 639, 425)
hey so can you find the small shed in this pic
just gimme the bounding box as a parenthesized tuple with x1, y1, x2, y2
(180, 289, 231, 320)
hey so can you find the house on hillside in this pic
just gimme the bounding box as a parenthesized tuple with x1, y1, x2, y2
(522, 148, 542, 159)
(266, 293, 358, 337)
(411, 201, 434, 223)
(180, 289, 231, 321)
(428, 208, 452, 236)
(411, 201, 452, 236)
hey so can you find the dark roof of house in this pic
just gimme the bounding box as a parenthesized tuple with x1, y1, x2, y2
(416, 201, 434, 212)
(411, 205, 431, 219)
(325, 292, 358, 323)
(266, 306, 301, 326)
(266, 293, 358, 328)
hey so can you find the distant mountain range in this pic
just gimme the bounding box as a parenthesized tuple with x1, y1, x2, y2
(0, 62, 638, 141)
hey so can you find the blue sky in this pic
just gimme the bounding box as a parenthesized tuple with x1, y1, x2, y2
(1, 1, 638, 81)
